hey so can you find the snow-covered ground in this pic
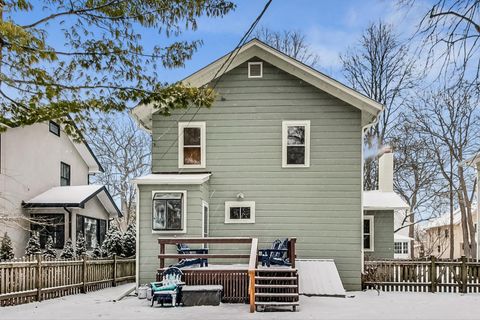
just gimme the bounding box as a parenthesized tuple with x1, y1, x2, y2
(2, 284, 480, 320)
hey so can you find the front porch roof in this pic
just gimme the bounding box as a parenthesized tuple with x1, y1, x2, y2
(22, 185, 121, 217)
(132, 173, 211, 185)
(363, 190, 409, 210)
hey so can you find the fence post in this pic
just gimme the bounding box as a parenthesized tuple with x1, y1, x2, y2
(113, 254, 117, 287)
(35, 254, 42, 301)
(430, 256, 437, 293)
(82, 254, 87, 293)
(460, 255, 468, 293)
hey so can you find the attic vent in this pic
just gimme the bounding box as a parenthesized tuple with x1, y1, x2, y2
(248, 62, 263, 78)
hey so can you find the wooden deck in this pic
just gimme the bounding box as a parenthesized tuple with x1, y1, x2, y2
(157, 237, 298, 312)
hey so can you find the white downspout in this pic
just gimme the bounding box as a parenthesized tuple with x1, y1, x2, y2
(360, 109, 383, 273)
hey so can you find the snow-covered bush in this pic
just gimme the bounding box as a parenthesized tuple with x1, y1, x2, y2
(101, 224, 123, 257)
(60, 239, 75, 259)
(92, 244, 102, 258)
(122, 223, 136, 257)
(76, 233, 87, 257)
(43, 236, 57, 259)
(25, 234, 41, 256)
(0, 232, 14, 260)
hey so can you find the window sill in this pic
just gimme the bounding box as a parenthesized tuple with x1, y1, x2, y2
(224, 220, 255, 224)
(282, 164, 310, 168)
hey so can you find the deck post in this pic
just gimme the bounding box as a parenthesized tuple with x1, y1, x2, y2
(248, 238, 258, 313)
(160, 243, 165, 269)
(289, 238, 296, 269)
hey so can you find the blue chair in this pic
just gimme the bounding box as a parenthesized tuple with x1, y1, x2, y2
(258, 239, 291, 267)
(172, 243, 209, 268)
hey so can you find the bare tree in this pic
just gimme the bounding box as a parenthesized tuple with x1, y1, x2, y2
(409, 83, 480, 259)
(340, 21, 417, 190)
(86, 114, 151, 231)
(409, 0, 480, 84)
(252, 26, 320, 67)
(390, 120, 442, 256)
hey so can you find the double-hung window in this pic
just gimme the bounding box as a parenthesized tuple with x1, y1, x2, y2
(394, 242, 409, 255)
(152, 191, 187, 232)
(282, 120, 310, 167)
(60, 162, 71, 186)
(178, 122, 206, 168)
(363, 216, 374, 251)
(224, 201, 255, 224)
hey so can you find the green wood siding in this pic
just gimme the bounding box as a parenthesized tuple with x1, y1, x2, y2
(364, 210, 394, 260)
(137, 184, 204, 284)
(145, 59, 363, 290)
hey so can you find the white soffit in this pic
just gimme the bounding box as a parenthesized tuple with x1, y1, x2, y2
(132, 173, 211, 185)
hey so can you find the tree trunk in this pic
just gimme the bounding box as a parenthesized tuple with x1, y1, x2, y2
(449, 163, 455, 259)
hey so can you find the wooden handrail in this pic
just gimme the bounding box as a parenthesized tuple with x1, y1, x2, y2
(158, 254, 250, 259)
(248, 238, 258, 313)
(158, 237, 252, 244)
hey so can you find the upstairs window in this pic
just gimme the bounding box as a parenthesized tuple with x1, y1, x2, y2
(248, 62, 263, 78)
(225, 201, 255, 224)
(49, 121, 60, 136)
(178, 122, 206, 168)
(282, 120, 310, 167)
(152, 191, 186, 232)
(60, 162, 71, 186)
(363, 216, 374, 252)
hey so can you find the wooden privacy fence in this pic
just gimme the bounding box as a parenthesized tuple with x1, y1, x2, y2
(363, 256, 480, 293)
(0, 254, 135, 306)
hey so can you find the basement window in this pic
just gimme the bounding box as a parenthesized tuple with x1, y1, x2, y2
(225, 201, 255, 224)
(248, 62, 263, 78)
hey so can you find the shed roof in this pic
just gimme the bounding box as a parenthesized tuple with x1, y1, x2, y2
(363, 190, 409, 210)
(23, 185, 121, 216)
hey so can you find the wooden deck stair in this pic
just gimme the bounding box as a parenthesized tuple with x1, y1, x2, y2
(254, 268, 299, 312)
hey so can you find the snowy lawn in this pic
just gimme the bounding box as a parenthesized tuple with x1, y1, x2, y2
(2, 283, 480, 320)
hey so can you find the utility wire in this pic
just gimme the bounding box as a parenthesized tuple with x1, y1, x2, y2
(154, 0, 273, 167)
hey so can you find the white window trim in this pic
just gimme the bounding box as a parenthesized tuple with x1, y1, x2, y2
(202, 200, 209, 238)
(248, 62, 263, 78)
(282, 120, 310, 168)
(178, 122, 206, 169)
(363, 215, 374, 252)
(224, 201, 255, 224)
(151, 190, 187, 234)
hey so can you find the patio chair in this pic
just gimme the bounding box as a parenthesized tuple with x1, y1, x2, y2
(171, 243, 208, 268)
(258, 238, 291, 267)
(150, 267, 184, 307)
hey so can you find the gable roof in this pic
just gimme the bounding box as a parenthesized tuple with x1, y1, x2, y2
(424, 205, 478, 230)
(131, 38, 384, 131)
(23, 184, 121, 217)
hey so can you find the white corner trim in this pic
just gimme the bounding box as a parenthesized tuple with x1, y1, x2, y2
(282, 120, 310, 168)
(224, 201, 255, 224)
(248, 61, 263, 78)
(178, 122, 206, 169)
(151, 190, 187, 234)
(363, 215, 374, 252)
(135, 185, 140, 288)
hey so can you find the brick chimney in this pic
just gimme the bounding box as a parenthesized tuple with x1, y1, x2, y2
(378, 146, 393, 192)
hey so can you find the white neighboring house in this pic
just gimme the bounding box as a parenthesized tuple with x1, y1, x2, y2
(363, 149, 411, 260)
(0, 121, 120, 257)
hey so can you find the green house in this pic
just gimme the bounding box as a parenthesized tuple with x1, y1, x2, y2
(131, 39, 390, 291)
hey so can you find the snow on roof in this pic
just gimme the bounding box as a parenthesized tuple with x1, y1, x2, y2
(363, 190, 409, 210)
(296, 259, 346, 297)
(132, 173, 211, 185)
(394, 234, 414, 241)
(424, 206, 478, 230)
(23, 185, 121, 216)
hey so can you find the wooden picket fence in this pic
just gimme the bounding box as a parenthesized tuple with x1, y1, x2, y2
(0, 254, 135, 306)
(363, 256, 480, 293)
